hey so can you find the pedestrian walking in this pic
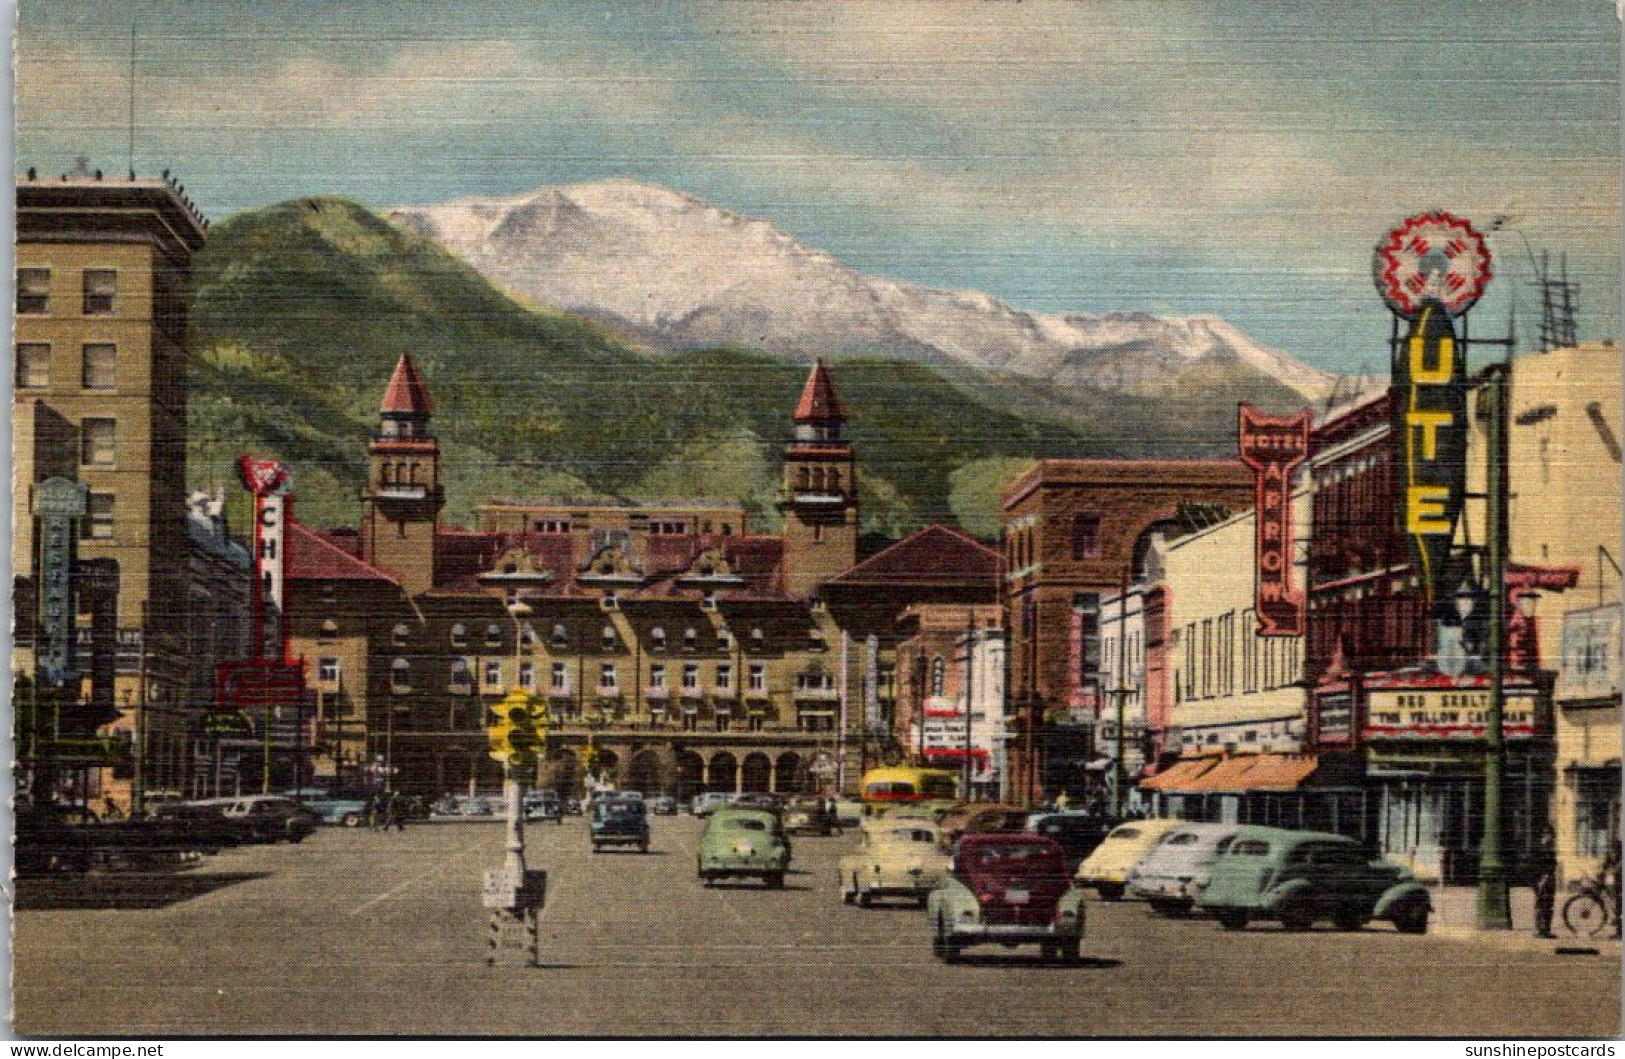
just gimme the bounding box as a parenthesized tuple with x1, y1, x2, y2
(1055, 790, 1070, 811)
(368, 793, 386, 831)
(387, 791, 407, 832)
(1532, 824, 1557, 939)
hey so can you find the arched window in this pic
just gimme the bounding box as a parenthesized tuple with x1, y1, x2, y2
(827, 467, 841, 491)
(485, 622, 502, 647)
(409, 463, 421, 484)
(449, 623, 468, 649)
(390, 657, 411, 692)
(395, 461, 408, 484)
(551, 623, 568, 648)
(812, 467, 826, 491)
(683, 627, 698, 650)
(450, 657, 470, 692)
(751, 627, 764, 644)
(380, 462, 393, 485)
(601, 624, 618, 651)
(797, 466, 811, 490)
(930, 656, 946, 697)
(651, 626, 666, 651)
(392, 623, 411, 648)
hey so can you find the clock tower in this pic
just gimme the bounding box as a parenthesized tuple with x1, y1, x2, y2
(361, 353, 443, 595)
(780, 359, 858, 597)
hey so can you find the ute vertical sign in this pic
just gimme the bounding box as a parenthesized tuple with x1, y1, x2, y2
(1238, 405, 1309, 636)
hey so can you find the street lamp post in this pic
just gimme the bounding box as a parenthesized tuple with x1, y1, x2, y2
(1477, 360, 1514, 930)
(504, 601, 534, 888)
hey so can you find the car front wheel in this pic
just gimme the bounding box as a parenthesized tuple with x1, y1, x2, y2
(1216, 910, 1248, 931)
(1097, 883, 1124, 902)
(1392, 903, 1429, 935)
(342, 813, 361, 828)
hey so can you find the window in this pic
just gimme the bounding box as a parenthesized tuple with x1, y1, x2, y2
(683, 628, 698, 650)
(81, 343, 116, 390)
(81, 418, 116, 466)
(749, 663, 766, 691)
(682, 663, 699, 690)
(600, 663, 618, 690)
(318, 657, 339, 683)
(15, 343, 49, 388)
(518, 661, 535, 690)
(16, 268, 49, 314)
(390, 658, 412, 692)
(84, 492, 114, 540)
(649, 663, 667, 689)
(601, 624, 618, 651)
(532, 519, 569, 534)
(1200, 618, 1213, 698)
(930, 656, 945, 696)
(716, 664, 732, 690)
(450, 658, 472, 691)
(391, 623, 410, 648)
(1071, 515, 1100, 559)
(450, 623, 468, 649)
(550, 662, 569, 691)
(485, 622, 502, 647)
(718, 628, 733, 651)
(484, 660, 504, 687)
(651, 626, 666, 651)
(551, 623, 568, 649)
(750, 627, 763, 646)
(82, 269, 116, 315)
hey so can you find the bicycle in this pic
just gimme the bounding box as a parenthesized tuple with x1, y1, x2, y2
(1561, 873, 1621, 938)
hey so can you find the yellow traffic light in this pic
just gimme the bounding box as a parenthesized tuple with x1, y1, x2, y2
(488, 690, 540, 767)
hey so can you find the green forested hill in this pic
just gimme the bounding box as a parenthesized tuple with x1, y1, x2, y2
(185, 196, 1273, 538)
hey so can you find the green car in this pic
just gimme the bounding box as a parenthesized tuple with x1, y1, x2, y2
(697, 806, 791, 888)
(1193, 826, 1432, 933)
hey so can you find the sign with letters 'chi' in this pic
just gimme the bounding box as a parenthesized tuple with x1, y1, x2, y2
(1238, 405, 1309, 635)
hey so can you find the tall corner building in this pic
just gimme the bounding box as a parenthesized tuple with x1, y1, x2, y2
(15, 174, 209, 795)
(779, 358, 858, 597)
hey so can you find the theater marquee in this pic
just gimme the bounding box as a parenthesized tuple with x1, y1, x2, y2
(1364, 686, 1539, 740)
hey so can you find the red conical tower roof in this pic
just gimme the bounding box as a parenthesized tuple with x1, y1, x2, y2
(793, 358, 847, 424)
(380, 353, 434, 417)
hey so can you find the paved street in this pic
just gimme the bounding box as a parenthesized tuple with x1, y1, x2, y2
(14, 816, 1621, 1037)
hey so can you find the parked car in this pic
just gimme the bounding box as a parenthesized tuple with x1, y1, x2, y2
(17, 802, 218, 874)
(1126, 822, 1242, 916)
(939, 803, 1032, 848)
(729, 791, 781, 811)
(302, 793, 372, 827)
(697, 806, 791, 887)
(648, 795, 679, 815)
(831, 796, 866, 828)
(927, 832, 1085, 963)
(185, 795, 318, 844)
(1194, 826, 1432, 933)
(149, 800, 250, 850)
(839, 818, 950, 907)
(691, 792, 732, 817)
(1073, 817, 1184, 900)
(1026, 812, 1114, 873)
(431, 795, 499, 819)
(783, 795, 840, 836)
(524, 790, 565, 824)
(590, 797, 651, 853)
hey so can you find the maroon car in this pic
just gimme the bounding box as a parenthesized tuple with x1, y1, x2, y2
(928, 832, 1086, 963)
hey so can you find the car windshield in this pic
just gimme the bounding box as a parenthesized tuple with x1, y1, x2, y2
(1230, 839, 1271, 856)
(597, 802, 640, 817)
(884, 828, 935, 843)
(726, 818, 769, 832)
(1107, 827, 1140, 841)
(1165, 832, 1201, 846)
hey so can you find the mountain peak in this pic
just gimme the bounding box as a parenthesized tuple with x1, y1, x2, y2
(389, 180, 1337, 403)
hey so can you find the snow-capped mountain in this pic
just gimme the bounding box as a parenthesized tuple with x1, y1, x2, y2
(387, 179, 1336, 402)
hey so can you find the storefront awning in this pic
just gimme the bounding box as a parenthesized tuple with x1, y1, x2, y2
(1139, 757, 1218, 791)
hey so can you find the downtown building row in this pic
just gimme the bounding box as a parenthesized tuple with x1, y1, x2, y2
(283, 353, 1003, 799)
(1032, 342, 1620, 882)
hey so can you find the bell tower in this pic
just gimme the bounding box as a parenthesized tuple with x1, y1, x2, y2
(362, 353, 443, 595)
(780, 358, 858, 597)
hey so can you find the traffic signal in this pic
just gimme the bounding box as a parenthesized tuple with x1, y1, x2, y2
(488, 689, 541, 768)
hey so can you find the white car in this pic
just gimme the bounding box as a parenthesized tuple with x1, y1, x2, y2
(1126, 822, 1242, 916)
(838, 819, 951, 907)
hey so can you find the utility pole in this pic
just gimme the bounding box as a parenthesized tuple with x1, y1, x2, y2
(1111, 578, 1130, 819)
(962, 609, 975, 801)
(1476, 358, 1513, 930)
(136, 600, 148, 815)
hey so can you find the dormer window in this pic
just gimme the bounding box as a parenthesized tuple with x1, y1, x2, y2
(450, 623, 468, 649)
(485, 622, 502, 647)
(320, 619, 339, 637)
(392, 623, 411, 648)
(601, 624, 618, 651)
(551, 623, 568, 649)
(651, 626, 666, 652)
(504, 561, 518, 575)
(751, 627, 764, 645)
(683, 628, 698, 651)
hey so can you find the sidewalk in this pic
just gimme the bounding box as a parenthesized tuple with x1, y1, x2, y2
(1429, 884, 1622, 957)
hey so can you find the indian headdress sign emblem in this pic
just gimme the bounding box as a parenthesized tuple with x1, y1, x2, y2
(1238, 405, 1309, 636)
(1373, 211, 1490, 604)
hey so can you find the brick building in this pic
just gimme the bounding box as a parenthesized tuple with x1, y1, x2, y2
(998, 459, 1254, 804)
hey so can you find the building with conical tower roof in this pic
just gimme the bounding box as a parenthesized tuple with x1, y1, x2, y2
(361, 354, 444, 595)
(780, 359, 858, 597)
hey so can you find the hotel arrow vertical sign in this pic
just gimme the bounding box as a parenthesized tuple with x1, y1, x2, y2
(1238, 405, 1309, 636)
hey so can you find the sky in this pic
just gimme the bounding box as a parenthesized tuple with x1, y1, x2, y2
(14, 0, 1621, 375)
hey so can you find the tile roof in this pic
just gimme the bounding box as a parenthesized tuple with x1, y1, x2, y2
(380, 353, 434, 417)
(287, 521, 399, 584)
(793, 358, 847, 424)
(827, 524, 999, 587)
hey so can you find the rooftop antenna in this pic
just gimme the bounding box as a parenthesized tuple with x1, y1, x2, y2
(127, 13, 137, 178)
